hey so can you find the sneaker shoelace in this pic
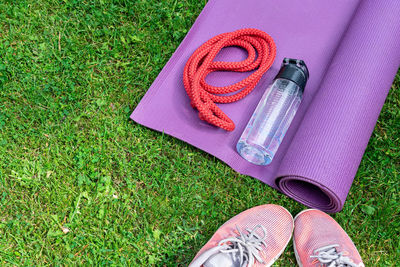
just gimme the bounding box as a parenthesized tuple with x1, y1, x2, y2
(189, 225, 267, 267)
(218, 225, 267, 267)
(310, 244, 358, 267)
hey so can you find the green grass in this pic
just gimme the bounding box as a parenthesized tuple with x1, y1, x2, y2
(0, 0, 399, 265)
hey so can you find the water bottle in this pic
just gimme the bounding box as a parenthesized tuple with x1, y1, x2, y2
(237, 58, 309, 165)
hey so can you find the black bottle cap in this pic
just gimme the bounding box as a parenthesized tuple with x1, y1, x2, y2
(275, 58, 309, 92)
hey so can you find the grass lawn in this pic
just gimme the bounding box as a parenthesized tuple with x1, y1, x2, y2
(0, 0, 399, 265)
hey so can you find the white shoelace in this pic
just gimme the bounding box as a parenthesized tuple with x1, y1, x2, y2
(218, 225, 267, 267)
(310, 244, 358, 267)
(188, 225, 267, 267)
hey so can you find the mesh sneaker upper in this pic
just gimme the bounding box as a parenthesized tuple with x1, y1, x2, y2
(190, 204, 294, 267)
(293, 209, 364, 267)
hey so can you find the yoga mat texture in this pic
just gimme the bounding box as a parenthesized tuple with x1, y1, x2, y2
(131, 0, 400, 212)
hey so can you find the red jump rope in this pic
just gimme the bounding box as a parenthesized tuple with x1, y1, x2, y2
(183, 28, 276, 131)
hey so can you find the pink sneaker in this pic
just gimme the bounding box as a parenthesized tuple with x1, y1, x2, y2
(293, 209, 364, 267)
(188, 204, 294, 267)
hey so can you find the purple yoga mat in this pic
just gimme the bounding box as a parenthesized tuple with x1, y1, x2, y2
(131, 0, 400, 212)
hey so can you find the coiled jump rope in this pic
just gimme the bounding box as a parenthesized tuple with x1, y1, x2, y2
(183, 28, 276, 131)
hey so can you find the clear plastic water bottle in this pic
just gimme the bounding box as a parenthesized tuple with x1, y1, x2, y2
(237, 58, 309, 165)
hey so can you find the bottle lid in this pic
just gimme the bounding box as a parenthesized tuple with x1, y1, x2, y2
(275, 58, 309, 91)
